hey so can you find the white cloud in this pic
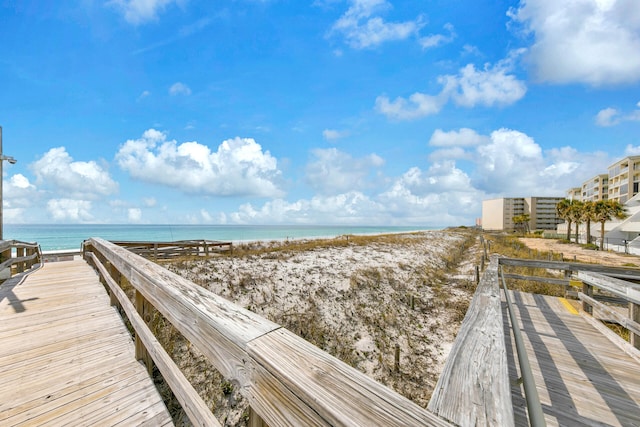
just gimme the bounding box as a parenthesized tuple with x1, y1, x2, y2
(229, 192, 389, 225)
(128, 208, 142, 223)
(116, 129, 284, 197)
(440, 59, 527, 108)
(143, 197, 157, 207)
(31, 147, 118, 199)
(376, 56, 526, 120)
(8, 174, 34, 190)
(473, 128, 544, 194)
(305, 148, 385, 194)
(471, 129, 611, 196)
(419, 23, 456, 49)
(395, 162, 473, 194)
(625, 144, 640, 155)
(375, 92, 446, 120)
(323, 129, 350, 141)
(47, 199, 94, 222)
(3, 174, 39, 222)
(596, 104, 640, 126)
(428, 147, 470, 162)
(330, 0, 424, 49)
(429, 128, 489, 147)
(137, 90, 151, 101)
(109, 0, 178, 25)
(217, 126, 614, 226)
(169, 82, 191, 96)
(596, 107, 621, 126)
(510, 0, 640, 85)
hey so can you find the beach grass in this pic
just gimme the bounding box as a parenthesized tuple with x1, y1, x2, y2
(145, 227, 483, 425)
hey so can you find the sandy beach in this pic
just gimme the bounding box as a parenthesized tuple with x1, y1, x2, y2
(162, 228, 482, 425)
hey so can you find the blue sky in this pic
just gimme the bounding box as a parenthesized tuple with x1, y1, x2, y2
(1, 0, 639, 225)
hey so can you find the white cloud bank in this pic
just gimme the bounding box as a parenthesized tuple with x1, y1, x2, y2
(116, 129, 284, 197)
(8, 128, 613, 226)
(223, 127, 610, 226)
(510, 0, 640, 85)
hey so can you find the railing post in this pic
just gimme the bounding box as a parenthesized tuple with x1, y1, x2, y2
(248, 406, 267, 427)
(1, 246, 12, 279)
(108, 262, 121, 307)
(135, 290, 154, 375)
(26, 247, 34, 269)
(582, 282, 593, 315)
(16, 247, 25, 273)
(564, 269, 572, 298)
(630, 302, 640, 350)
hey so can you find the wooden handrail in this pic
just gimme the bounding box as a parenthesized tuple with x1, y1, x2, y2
(84, 251, 220, 427)
(0, 239, 42, 276)
(428, 255, 514, 426)
(577, 271, 640, 349)
(83, 237, 451, 427)
(499, 257, 640, 280)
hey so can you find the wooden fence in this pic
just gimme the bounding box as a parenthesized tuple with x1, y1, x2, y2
(109, 240, 232, 260)
(0, 239, 41, 277)
(82, 237, 451, 427)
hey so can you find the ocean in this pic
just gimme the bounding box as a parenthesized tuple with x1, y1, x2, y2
(4, 224, 436, 252)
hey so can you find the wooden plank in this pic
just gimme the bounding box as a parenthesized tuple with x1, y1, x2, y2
(249, 328, 450, 427)
(0, 259, 173, 427)
(577, 271, 640, 305)
(505, 290, 640, 427)
(428, 256, 514, 426)
(87, 252, 220, 427)
(6, 366, 151, 425)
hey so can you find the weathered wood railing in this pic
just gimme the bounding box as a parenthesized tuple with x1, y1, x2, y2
(577, 271, 640, 350)
(83, 237, 451, 427)
(0, 239, 41, 278)
(498, 257, 640, 351)
(110, 240, 232, 260)
(428, 255, 515, 426)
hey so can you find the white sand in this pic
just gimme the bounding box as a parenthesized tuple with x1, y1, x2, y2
(166, 228, 481, 424)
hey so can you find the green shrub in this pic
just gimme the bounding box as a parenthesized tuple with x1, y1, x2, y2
(581, 243, 598, 250)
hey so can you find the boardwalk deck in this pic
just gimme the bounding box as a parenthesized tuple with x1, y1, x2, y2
(0, 259, 173, 426)
(505, 291, 640, 427)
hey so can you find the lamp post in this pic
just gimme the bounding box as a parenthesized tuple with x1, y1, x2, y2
(0, 126, 18, 241)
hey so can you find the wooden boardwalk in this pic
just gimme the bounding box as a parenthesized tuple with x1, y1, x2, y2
(0, 259, 173, 426)
(505, 291, 640, 427)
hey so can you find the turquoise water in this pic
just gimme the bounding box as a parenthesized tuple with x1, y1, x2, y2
(4, 224, 436, 251)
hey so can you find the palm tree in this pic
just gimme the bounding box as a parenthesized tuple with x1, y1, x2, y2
(582, 201, 596, 244)
(556, 199, 573, 241)
(568, 200, 585, 243)
(513, 214, 531, 236)
(593, 200, 629, 250)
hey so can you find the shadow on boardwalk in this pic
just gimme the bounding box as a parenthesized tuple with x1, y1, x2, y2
(504, 291, 640, 427)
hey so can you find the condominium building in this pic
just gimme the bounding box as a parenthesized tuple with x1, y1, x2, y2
(608, 156, 640, 204)
(566, 187, 581, 201)
(482, 197, 564, 231)
(581, 174, 608, 202)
